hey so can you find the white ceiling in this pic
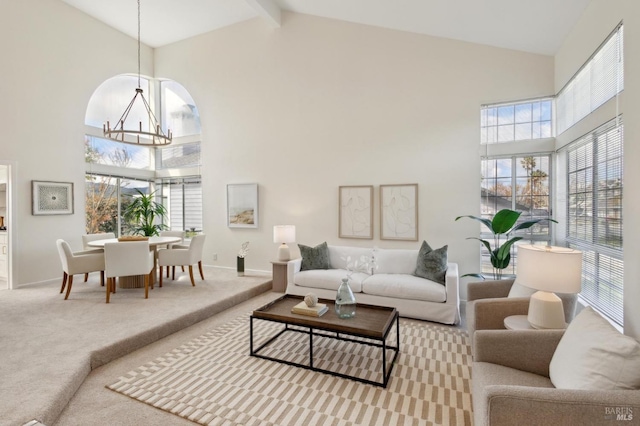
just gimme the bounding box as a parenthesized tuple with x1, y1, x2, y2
(60, 0, 592, 55)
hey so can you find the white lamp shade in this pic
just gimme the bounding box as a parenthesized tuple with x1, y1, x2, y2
(517, 244, 583, 294)
(273, 225, 296, 244)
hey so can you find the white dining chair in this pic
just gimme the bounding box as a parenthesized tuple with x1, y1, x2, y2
(81, 232, 115, 282)
(159, 230, 186, 277)
(157, 234, 206, 287)
(103, 241, 154, 303)
(56, 239, 105, 300)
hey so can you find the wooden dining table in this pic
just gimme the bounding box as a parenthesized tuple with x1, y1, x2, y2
(88, 236, 182, 288)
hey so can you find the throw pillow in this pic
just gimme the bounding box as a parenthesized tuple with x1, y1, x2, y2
(414, 241, 448, 285)
(299, 242, 330, 271)
(549, 306, 640, 390)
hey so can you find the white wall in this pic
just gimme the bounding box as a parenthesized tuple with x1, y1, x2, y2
(554, 0, 640, 337)
(0, 0, 153, 286)
(0, 3, 555, 302)
(155, 12, 554, 300)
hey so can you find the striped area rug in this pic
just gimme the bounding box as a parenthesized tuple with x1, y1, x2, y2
(107, 314, 472, 425)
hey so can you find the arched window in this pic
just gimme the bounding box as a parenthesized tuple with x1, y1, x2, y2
(84, 75, 202, 235)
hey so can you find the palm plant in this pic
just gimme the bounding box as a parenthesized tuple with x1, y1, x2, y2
(455, 209, 557, 279)
(122, 189, 167, 236)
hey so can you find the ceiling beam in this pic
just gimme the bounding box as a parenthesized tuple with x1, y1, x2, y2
(244, 0, 281, 28)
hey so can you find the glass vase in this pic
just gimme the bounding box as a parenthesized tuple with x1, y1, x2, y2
(335, 278, 356, 319)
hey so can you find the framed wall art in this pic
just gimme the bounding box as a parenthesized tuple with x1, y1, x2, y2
(339, 185, 373, 239)
(227, 183, 258, 228)
(32, 180, 74, 215)
(380, 183, 418, 241)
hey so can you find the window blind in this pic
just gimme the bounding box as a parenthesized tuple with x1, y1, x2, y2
(566, 118, 623, 325)
(557, 24, 624, 134)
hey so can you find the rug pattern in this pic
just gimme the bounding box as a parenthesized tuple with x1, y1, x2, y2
(107, 314, 472, 425)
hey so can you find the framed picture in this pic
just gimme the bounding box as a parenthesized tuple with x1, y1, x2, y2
(380, 184, 418, 241)
(227, 183, 258, 228)
(32, 180, 74, 215)
(339, 185, 373, 239)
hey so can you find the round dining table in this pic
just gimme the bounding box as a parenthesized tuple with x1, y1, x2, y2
(88, 236, 182, 288)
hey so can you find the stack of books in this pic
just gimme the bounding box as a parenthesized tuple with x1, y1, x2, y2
(291, 301, 328, 317)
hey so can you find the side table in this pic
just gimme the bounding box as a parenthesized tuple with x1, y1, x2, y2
(270, 261, 288, 292)
(504, 315, 534, 330)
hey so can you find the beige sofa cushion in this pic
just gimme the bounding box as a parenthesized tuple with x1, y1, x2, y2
(362, 273, 446, 303)
(293, 269, 366, 293)
(550, 306, 640, 390)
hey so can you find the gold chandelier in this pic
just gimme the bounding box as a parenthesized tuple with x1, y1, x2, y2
(103, 0, 172, 146)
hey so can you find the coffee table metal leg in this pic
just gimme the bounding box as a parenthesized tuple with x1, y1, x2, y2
(249, 316, 254, 355)
(309, 327, 314, 369)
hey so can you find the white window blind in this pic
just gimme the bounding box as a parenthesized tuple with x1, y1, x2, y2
(557, 24, 624, 134)
(566, 118, 623, 325)
(163, 178, 202, 232)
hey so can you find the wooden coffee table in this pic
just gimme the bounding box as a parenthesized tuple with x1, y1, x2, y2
(250, 295, 400, 388)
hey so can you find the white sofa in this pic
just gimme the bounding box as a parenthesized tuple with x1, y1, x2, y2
(285, 245, 460, 324)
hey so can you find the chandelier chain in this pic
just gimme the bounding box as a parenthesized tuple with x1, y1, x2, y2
(137, 0, 141, 89)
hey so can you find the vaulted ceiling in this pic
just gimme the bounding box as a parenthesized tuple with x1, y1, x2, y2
(60, 0, 592, 55)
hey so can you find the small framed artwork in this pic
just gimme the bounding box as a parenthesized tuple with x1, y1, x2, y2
(32, 180, 74, 215)
(339, 185, 373, 239)
(380, 183, 418, 241)
(227, 183, 258, 228)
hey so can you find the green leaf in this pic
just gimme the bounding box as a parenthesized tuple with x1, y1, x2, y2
(494, 237, 523, 265)
(461, 273, 486, 279)
(455, 215, 494, 233)
(491, 249, 510, 269)
(491, 209, 521, 234)
(512, 218, 558, 232)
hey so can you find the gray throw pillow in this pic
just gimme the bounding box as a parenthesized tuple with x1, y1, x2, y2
(299, 242, 330, 271)
(414, 241, 448, 285)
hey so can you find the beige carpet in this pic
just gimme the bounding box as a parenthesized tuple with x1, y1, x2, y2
(0, 267, 272, 426)
(108, 314, 472, 425)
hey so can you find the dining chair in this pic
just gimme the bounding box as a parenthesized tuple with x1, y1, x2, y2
(81, 232, 115, 282)
(56, 239, 105, 300)
(157, 234, 206, 287)
(103, 241, 154, 303)
(159, 230, 186, 277)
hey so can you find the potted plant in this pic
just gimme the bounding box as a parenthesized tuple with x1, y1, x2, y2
(122, 189, 168, 236)
(455, 209, 557, 279)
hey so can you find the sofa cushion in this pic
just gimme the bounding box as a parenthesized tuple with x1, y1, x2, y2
(549, 306, 640, 390)
(328, 245, 373, 271)
(298, 242, 330, 271)
(293, 269, 365, 293)
(375, 248, 418, 274)
(362, 273, 446, 303)
(414, 241, 448, 284)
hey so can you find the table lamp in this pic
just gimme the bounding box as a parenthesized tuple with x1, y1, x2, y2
(273, 225, 296, 261)
(516, 244, 582, 329)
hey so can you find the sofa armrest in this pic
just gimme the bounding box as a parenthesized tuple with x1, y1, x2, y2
(286, 258, 302, 286)
(474, 330, 564, 377)
(472, 297, 530, 331)
(482, 385, 640, 426)
(467, 279, 515, 301)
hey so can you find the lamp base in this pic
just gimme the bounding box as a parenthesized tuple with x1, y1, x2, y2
(277, 244, 290, 262)
(527, 291, 568, 329)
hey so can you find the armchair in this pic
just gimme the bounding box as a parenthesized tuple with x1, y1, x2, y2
(56, 239, 105, 300)
(157, 234, 205, 287)
(466, 279, 577, 347)
(473, 329, 640, 425)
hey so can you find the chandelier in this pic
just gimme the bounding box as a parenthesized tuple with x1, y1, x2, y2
(103, 0, 172, 146)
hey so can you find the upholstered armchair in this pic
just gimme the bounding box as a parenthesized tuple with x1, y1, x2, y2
(81, 232, 115, 282)
(473, 324, 640, 425)
(466, 279, 577, 347)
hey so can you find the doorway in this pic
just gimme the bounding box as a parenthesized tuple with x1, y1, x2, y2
(0, 164, 11, 289)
